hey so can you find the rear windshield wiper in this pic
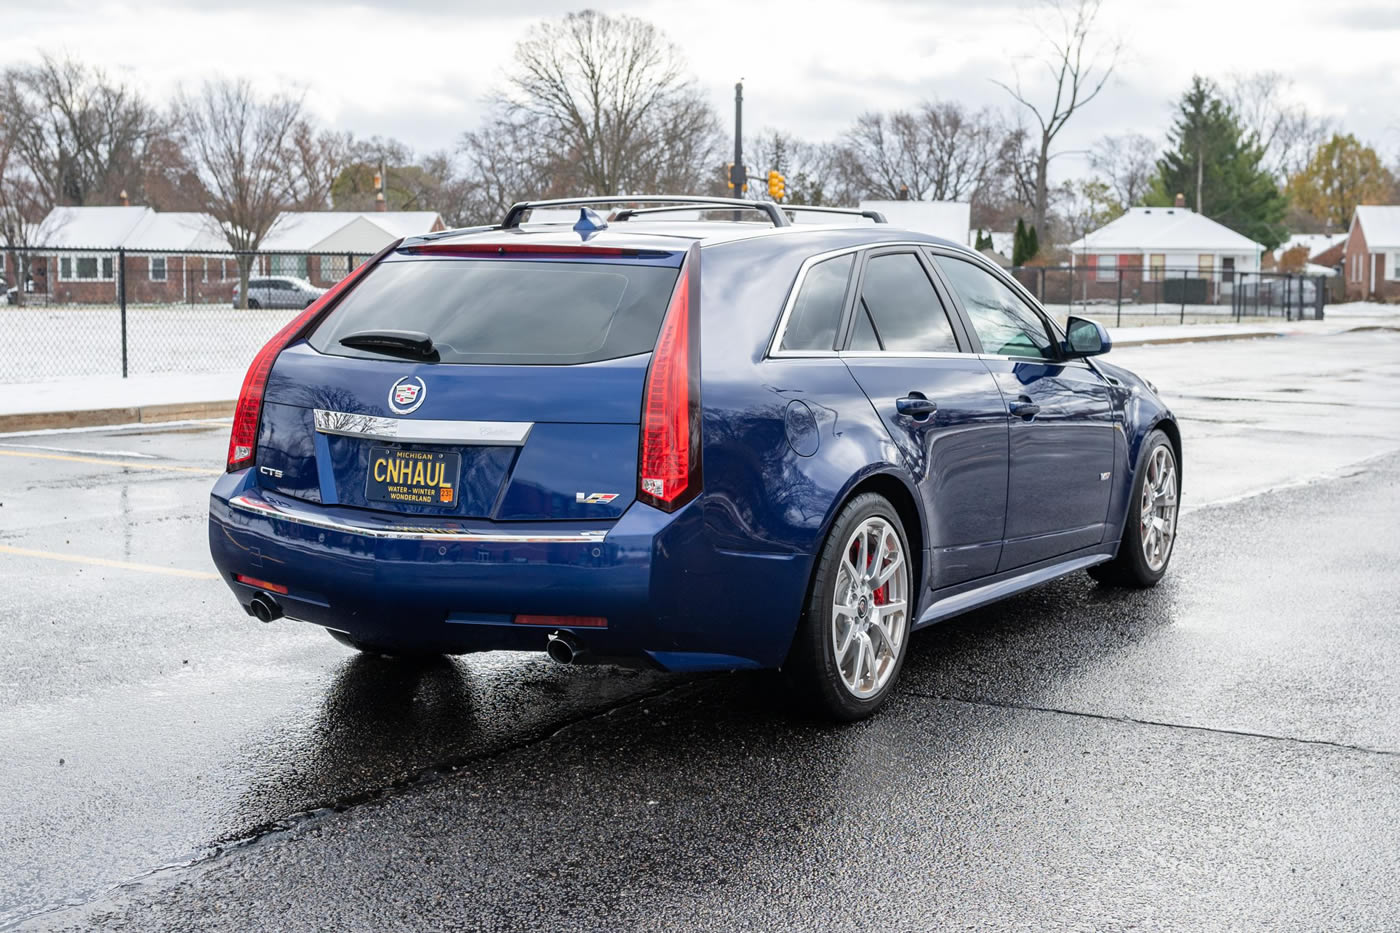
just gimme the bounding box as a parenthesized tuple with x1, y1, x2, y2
(338, 330, 439, 361)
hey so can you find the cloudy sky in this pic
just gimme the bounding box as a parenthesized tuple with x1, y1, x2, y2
(5, 0, 1398, 182)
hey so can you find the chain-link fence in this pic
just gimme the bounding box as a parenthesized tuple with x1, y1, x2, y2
(1, 247, 368, 383)
(1008, 264, 1329, 327)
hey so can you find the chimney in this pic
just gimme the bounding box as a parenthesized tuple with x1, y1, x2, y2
(1174, 192, 1185, 209)
(898, 184, 910, 201)
(119, 189, 129, 207)
(375, 190, 386, 212)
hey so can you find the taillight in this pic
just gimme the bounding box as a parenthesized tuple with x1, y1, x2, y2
(225, 240, 401, 472)
(637, 248, 702, 511)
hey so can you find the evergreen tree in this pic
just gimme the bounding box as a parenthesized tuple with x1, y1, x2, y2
(1012, 218, 1033, 265)
(974, 229, 993, 251)
(1026, 224, 1040, 262)
(1149, 75, 1287, 248)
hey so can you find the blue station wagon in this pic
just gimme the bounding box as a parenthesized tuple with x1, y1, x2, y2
(209, 196, 1181, 719)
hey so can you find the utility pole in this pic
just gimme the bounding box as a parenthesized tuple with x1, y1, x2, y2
(732, 81, 745, 220)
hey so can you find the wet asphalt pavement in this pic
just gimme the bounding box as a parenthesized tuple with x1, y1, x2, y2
(1, 329, 1398, 930)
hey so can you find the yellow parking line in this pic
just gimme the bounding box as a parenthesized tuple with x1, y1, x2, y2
(0, 449, 221, 475)
(0, 544, 220, 580)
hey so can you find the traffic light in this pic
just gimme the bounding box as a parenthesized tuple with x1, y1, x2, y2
(728, 162, 747, 192)
(726, 162, 734, 190)
(767, 170, 785, 202)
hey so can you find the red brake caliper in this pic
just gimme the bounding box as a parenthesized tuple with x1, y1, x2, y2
(871, 534, 887, 606)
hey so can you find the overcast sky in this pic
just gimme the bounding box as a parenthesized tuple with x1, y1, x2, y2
(5, 0, 1399, 184)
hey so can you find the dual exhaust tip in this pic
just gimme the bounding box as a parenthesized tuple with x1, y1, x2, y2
(250, 595, 584, 665)
(249, 592, 283, 623)
(546, 630, 583, 665)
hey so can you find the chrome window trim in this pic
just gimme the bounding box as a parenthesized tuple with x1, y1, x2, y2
(766, 244, 864, 359)
(313, 409, 532, 446)
(767, 240, 992, 360)
(227, 493, 607, 543)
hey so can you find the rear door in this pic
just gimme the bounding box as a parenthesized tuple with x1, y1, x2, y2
(931, 252, 1116, 570)
(254, 249, 685, 522)
(838, 247, 1009, 589)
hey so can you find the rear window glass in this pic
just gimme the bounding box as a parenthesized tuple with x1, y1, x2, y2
(309, 258, 681, 365)
(781, 254, 852, 351)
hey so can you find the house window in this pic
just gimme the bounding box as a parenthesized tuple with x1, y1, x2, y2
(60, 254, 116, 282)
(1147, 254, 1165, 282)
(269, 254, 307, 278)
(1222, 257, 1236, 280)
(1391, 253, 1400, 281)
(1096, 254, 1117, 282)
(1198, 254, 1215, 277)
(149, 256, 167, 282)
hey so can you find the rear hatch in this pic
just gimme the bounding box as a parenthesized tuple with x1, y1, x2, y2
(255, 247, 684, 522)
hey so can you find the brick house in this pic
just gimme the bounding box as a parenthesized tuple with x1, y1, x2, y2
(14, 207, 445, 305)
(1342, 205, 1400, 302)
(1067, 206, 1265, 304)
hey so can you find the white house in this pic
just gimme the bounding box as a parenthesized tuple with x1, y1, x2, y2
(257, 210, 444, 284)
(859, 200, 971, 244)
(1067, 206, 1266, 287)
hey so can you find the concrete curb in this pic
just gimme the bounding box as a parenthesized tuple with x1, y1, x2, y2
(1113, 331, 1286, 347)
(0, 399, 235, 434)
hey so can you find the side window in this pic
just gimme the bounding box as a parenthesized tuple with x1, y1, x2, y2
(780, 254, 853, 351)
(849, 252, 959, 353)
(935, 256, 1056, 359)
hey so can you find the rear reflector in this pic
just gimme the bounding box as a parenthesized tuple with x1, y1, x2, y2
(234, 574, 288, 594)
(637, 246, 702, 511)
(514, 614, 608, 628)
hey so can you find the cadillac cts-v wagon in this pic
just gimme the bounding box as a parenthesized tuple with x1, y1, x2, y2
(209, 196, 1181, 719)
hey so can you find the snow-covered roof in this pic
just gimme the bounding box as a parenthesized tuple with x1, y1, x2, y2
(261, 211, 442, 251)
(123, 212, 227, 251)
(1276, 232, 1346, 259)
(860, 200, 971, 244)
(1068, 206, 1264, 253)
(35, 206, 153, 248)
(1353, 205, 1400, 250)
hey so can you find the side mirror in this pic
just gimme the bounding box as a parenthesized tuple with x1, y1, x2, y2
(1064, 316, 1111, 358)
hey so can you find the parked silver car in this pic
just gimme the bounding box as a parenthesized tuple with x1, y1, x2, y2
(232, 276, 327, 309)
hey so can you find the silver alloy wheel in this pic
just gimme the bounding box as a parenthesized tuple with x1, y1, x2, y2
(1140, 444, 1179, 572)
(831, 516, 909, 699)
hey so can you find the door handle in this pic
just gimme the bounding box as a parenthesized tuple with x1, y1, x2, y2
(1009, 399, 1041, 419)
(896, 396, 938, 419)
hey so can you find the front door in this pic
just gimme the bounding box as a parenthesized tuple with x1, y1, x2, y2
(839, 248, 1010, 590)
(932, 253, 1117, 571)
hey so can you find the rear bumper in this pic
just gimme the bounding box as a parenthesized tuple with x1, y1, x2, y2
(208, 470, 810, 671)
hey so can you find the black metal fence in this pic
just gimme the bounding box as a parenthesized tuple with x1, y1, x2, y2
(1, 246, 368, 383)
(1008, 264, 1329, 326)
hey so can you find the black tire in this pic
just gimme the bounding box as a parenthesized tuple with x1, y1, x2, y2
(327, 629, 443, 659)
(247, 298, 260, 309)
(784, 492, 913, 721)
(1089, 429, 1179, 587)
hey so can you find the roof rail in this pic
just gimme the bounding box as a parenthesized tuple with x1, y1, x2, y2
(501, 196, 790, 229)
(781, 206, 888, 224)
(611, 204, 783, 223)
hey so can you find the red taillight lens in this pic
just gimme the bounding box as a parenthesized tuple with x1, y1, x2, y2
(637, 249, 702, 511)
(226, 240, 401, 472)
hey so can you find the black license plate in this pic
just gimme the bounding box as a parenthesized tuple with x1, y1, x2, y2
(366, 447, 460, 506)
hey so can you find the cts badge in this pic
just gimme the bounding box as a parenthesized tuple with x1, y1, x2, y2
(575, 492, 620, 504)
(388, 376, 427, 414)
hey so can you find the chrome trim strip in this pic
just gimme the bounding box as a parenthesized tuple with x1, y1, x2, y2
(227, 494, 607, 543)
(313, 409, 532, 446)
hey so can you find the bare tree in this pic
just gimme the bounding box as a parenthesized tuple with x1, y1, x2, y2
(176, 79, 317, 308)
(1224, 71, 1331, 180)
(457, 112, 554, 225)
(1088, 133, 1157, 208)
(0, 114, 52, 305)
(0, 55, 169, 210)
(833, 102, 1004, 207)
(497, 11, 723, 196)
(994, 0, 1120, 237)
